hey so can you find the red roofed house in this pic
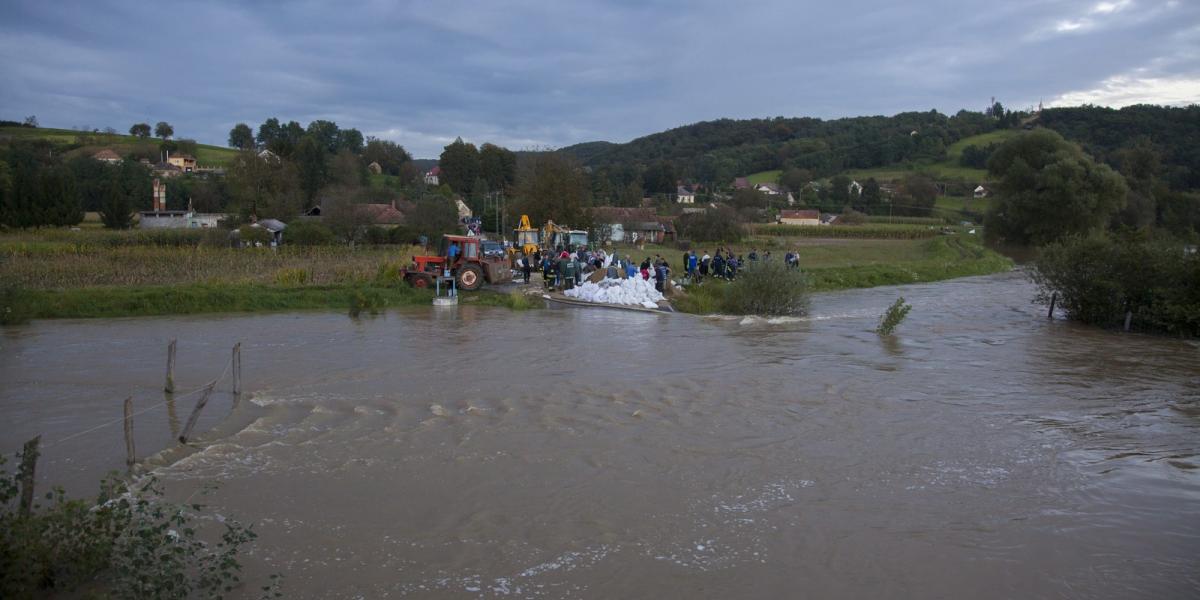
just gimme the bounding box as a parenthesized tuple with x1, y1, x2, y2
(732, 177, 750, 190)
(779, 209, 820, 226)
(424, 166, 441, 186)
(93, 149, 122, 163)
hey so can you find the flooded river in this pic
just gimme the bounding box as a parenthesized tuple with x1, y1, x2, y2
(2, 271, 1199, 598)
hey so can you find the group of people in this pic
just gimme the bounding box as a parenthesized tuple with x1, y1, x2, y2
(513, 244, 803, 291)
(678, 247, 804, 282)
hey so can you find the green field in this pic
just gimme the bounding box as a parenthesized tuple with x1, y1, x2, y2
(946, 129, 1019, 162)
(746, 170, 781, 185)
(0, 126, 240, 166)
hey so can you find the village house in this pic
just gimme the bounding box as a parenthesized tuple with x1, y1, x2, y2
(138, 180, 224, 229)
(424, 166, 441, 186)
(778, 209, 821, 226)
(152, 161, 183, 178)
(93, 149, 122, 163)
(974, 185, 989, 199)
(257, 149, 280, 162)
(732, 177, 750, 190)
(591, 207, 658, 243)
(676, 185, 696, 204)
(166, 153, 197, 173)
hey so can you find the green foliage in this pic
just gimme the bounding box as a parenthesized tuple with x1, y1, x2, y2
(514, 152, 588, 226)
(676, 207, 745, 242)
(284, 220, 334, 245)
(238, 225, 271, 245)
(876, 297, 912, 335)
(228, 123, 254, 150)
(154, 121, 173, 140)
(273, 267, 309, 286)
(407, 196, 460, 239)
(348, 286, 386, 317)
(439, 137, 480, 193)
(0, 453, 264, 599)
(0, 284, 32, 325)
(129, 123, 151, 138)
(690, 259, 809, 316)
(984, 129, 1128, 246)
(99, 173, 135, 230)
(479, 143, 517, 191)
(293, 136, 327, 202)
(1032, 234, 1200, 336)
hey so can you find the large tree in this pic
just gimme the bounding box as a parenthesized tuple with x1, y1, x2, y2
(293, 136, 328, 203)
(984, 129, 1127, 246)
(362, 137, 412, 177)
(41, 166, 82, 226)
(306, 120, 340, 154)
(438, 137, 480, 194)
(226, 151, 303, 219)
(228, 123, 255, 150)
(336, 128, 364, 154)
(154, 121, 174, 141)
(479, 143, 516, 191)
(129, 123, 151, 138)
(514, 152, 588, 226)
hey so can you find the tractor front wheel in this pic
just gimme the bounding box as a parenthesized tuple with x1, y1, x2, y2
(456, 264, 484, 291)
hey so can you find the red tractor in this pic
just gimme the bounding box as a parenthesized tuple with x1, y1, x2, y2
(403, 235, 513, 291)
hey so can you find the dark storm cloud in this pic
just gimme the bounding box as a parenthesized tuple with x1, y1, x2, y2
(1, 0, 1196, 157)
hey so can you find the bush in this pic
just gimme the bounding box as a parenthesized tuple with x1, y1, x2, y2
(285, 221, 334, 246)
(876, 297, 912, 335)
(0, 451, 269, 598)
(348, 287, 385, 317)
(0, 285, 32, 325)
(237, 225, 271, 246)
(838, 208, 868, 225)
(1032, 234, 1200, 336)
(720, 258, 809, 316)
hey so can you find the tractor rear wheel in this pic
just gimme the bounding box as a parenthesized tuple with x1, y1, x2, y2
(408, 274, 433, 289)
(456, 263, 484, 291)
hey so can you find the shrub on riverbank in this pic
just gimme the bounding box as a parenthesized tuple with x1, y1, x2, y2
(0, 453, 270, 598)
(1032, 234, 1200, 336)
(678, 259, 809, 316)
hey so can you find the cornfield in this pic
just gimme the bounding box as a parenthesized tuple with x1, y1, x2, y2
(753, 224, 938, 239)
(863, 216, 947, 226)
(0, 243, 428, 290)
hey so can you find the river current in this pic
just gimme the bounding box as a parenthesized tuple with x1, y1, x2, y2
(2, 271, 1198, 598)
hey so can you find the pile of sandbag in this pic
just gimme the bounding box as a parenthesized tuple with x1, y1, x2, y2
(563, 276, 664, 308)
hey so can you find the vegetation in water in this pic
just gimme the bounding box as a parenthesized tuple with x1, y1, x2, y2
(876, 297, 912, 335)
(0, 452, 278, 599)
(1032, 233, 1200, 336)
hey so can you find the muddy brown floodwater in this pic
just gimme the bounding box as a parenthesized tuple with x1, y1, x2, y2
(2, 271, 1199, 598)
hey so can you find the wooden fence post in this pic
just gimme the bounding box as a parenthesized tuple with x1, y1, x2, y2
(232, 343, 242, 398)
(1124, 310, 1133, 332)
(123, 397, 136, 467)
(1047, 292, 1057, 319)
(164, 339, 177, 393)
(178, 383, 215, 444)
(18, 436, 40, 517)
(165, 393, 180, 438)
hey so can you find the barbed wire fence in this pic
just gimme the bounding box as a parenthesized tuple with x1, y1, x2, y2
(13, 340, 243, 515)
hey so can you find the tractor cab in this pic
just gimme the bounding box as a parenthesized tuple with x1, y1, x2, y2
(403, 234, 512, 291)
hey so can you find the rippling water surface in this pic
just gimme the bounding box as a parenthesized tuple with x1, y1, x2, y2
(2, 272, 1198, 598)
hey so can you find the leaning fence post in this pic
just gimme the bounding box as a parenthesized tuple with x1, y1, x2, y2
(164, 339, 177, 393)
(1047, 292, 1057, 319)
(18, 436, 40, 517)
(178, 382, 215, 444)
(232, 343, 242, 398)
(123, 396, 136, 467)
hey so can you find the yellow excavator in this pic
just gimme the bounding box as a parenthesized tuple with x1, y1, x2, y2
(509, 215, 540, 261)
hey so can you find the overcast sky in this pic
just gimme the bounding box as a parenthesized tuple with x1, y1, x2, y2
(1, 0, 1197, 157)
